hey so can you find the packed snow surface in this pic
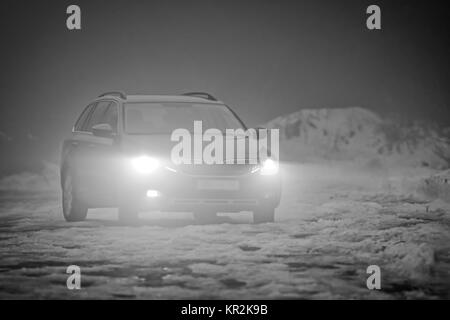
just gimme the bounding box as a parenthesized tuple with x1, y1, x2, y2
(0, 161, 449, 299)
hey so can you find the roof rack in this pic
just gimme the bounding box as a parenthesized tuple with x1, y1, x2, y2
(98, 91, 126, 99)
(182, 92, 217, 101)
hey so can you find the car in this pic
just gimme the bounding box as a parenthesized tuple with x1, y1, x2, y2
(60, 91, 281, 223)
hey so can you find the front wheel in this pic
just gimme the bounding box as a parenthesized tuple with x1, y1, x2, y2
(252, 208, 275, 224)
(62, 173, 88, 222)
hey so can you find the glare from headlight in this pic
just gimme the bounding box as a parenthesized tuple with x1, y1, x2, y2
(260, 158, 279, 175)
(131, 156, 160, 174)
(146, 189, 160, 198)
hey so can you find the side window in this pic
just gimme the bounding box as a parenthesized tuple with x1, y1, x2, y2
(102, 102, 118, 133)
(84, 101, 111, 132)
(74, 104, 94, 131)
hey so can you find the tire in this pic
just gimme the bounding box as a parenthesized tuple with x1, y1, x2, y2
(253, 207, 275, 224)
(118, 204, 139, 224)
(62, 173, 88, 222)
(193, 210, 217, 223)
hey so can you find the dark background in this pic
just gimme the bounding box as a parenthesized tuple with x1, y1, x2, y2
(0, 0, 449, 173)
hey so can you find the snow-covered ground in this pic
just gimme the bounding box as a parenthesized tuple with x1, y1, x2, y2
(0, 161, 449, 299)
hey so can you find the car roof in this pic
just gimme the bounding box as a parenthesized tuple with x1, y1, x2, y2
(95, 94, 223, 105)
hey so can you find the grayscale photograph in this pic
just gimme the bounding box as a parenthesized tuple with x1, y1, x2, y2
(0, 0, 449, 305)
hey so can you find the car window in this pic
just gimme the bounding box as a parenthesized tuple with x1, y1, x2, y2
(84, 101, 111, 132)
(102, 102, 118, 132)
(74, 103, 95, 132)
(124, 102, 244, 134)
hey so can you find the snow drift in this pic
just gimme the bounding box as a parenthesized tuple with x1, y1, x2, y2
(266, 107, 450, 169)
(418, 169, 450, 203)
(0, 162, 59, 193)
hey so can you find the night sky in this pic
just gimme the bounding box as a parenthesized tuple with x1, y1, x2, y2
(0, 0, 449, 173)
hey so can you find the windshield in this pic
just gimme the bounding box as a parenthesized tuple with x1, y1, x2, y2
(124, 102, 245, 134)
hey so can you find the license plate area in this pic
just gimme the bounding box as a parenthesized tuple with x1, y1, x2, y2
(197, 179, 240, 191)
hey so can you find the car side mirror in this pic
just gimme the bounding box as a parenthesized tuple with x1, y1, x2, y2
(92, 123, 114, 138)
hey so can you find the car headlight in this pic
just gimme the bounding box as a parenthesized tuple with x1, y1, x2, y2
(260, 158, 279, 175)
(131, 156, 160, 174)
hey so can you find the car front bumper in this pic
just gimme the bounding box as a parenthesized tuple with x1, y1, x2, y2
(119, 166, 281, 212)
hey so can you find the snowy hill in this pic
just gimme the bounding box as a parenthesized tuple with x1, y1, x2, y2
(266, 107, 450, 169)
(419, 169, 450, 202)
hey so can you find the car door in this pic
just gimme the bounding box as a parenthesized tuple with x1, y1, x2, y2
(75, 100, 119, 206)
(93, 101, 120, 204)
(61, 102, 96, 201)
